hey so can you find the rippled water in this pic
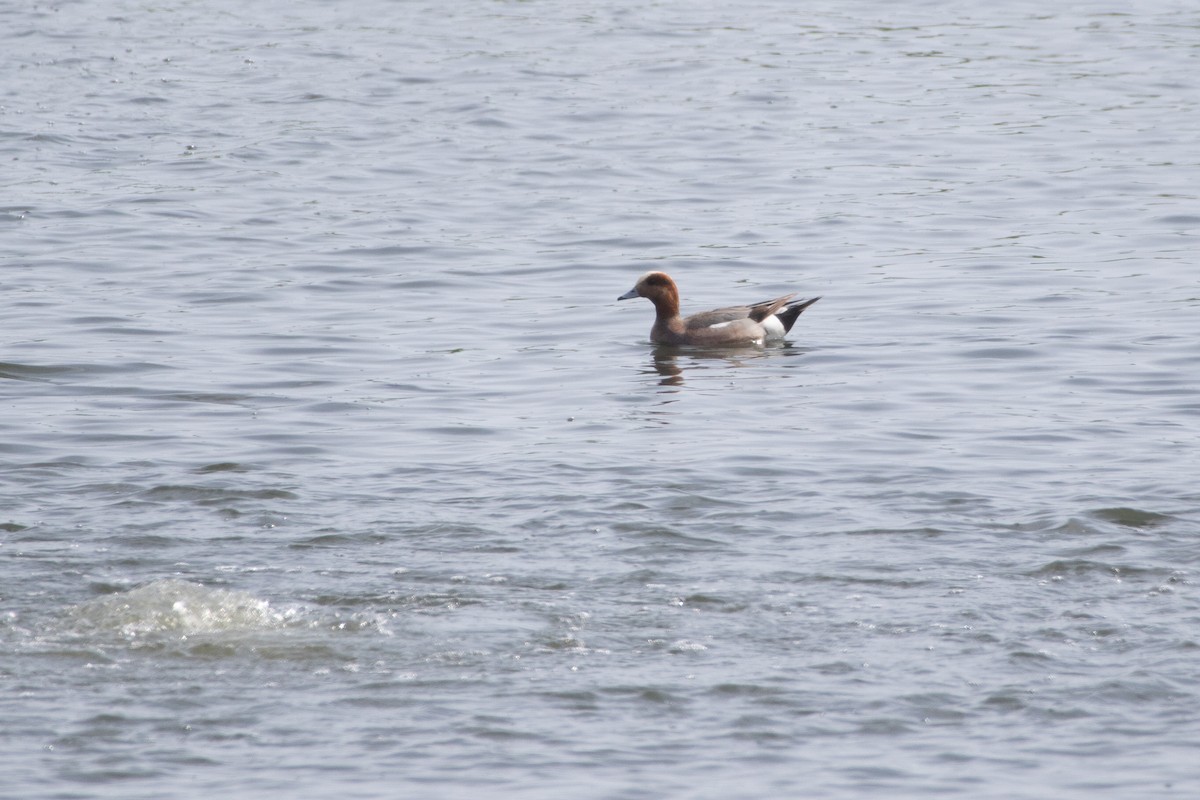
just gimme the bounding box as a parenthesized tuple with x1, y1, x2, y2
(4, 0, 1200, 797)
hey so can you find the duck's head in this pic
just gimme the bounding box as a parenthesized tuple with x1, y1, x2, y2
(618, 271, 679, 307)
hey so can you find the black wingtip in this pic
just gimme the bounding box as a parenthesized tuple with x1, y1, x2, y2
(777, 296, 821, 333)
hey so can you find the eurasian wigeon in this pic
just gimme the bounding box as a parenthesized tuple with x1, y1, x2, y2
(618, 271, 820, 346)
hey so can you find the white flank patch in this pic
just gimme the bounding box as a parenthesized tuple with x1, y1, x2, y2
(761, 315, 785, 339)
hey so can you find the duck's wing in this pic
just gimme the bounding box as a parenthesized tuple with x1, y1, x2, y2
(745, 294, 798, 322)
(683, 294, 796, 330)
(682, 305, 752, 330)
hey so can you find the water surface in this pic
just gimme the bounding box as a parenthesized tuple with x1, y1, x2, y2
(3, 1, 1199, 798)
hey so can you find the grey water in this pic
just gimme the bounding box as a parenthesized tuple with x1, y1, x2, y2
(3, 0, 1200, 797)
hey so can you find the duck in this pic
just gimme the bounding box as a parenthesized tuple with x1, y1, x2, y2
(618, 271, 820, 346)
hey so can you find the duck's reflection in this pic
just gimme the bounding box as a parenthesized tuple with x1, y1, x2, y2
(642, 341, 810, 388)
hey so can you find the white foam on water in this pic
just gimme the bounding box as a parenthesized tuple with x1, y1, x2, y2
(64, 579, 298, 638)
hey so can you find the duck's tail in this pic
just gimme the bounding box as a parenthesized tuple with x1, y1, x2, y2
(775, 296, 821, 333)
